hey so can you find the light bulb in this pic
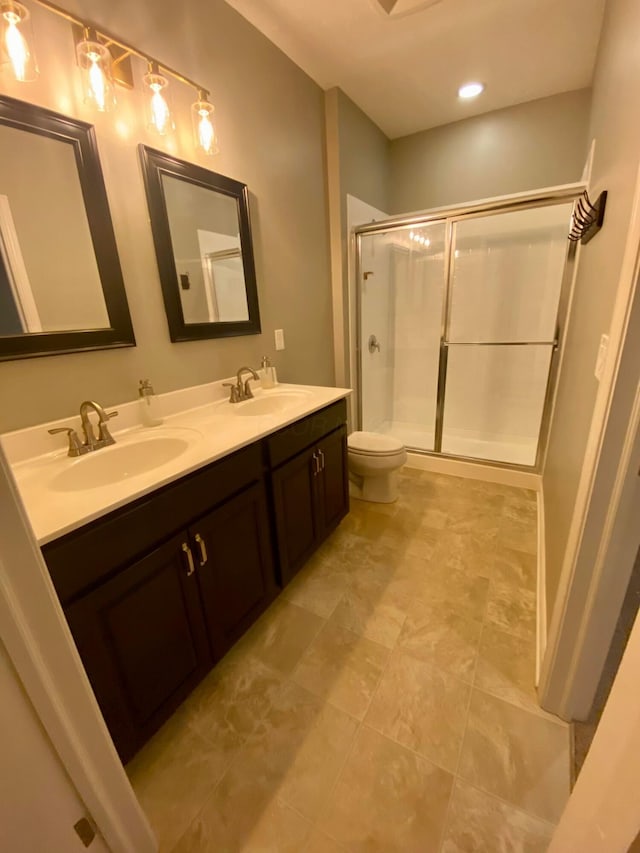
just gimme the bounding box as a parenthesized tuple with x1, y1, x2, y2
(88, 52, 106, 110)
(143, 63, 173, 135)
(192, 93, 219, 155)
(0, 1, 38, 81)
(458, 81, 484, 99)
(76, 31, 115, 112)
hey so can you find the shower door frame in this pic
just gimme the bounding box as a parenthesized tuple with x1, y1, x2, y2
(354, 185, 582, 472)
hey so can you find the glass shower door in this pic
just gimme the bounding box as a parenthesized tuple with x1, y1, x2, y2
(359, 221, 446, 451)
(441, 203, 574, 465)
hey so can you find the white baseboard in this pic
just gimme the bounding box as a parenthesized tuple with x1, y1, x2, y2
(404, 451, 540, 491)
(536, 487, 548, 687)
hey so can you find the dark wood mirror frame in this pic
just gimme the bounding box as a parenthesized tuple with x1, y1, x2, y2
(139, 145, 261, 342)
(0, 95, 135, 362)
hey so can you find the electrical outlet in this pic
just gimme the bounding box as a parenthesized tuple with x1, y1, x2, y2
(594, 333, 609, 381)
(274, 329, 285, 351)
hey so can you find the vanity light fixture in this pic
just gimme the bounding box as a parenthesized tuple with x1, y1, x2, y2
(76, 27, 116, 112)
(192, 90, 219, 156)
(0, 0, 38, 81)
(143, 61, 173, 135)
(458, 81, 484, 99)
(5, 0, 219, 153)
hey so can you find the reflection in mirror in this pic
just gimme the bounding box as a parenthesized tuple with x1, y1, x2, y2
(0, 95, 134, 361)
(139, 145, 260, 342)
(161, 175, 249, 324)
(0, 124, 109, 335)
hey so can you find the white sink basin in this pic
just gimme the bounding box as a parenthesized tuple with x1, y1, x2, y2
(51, 429, 200, 492)
(232, 390, 312, 417)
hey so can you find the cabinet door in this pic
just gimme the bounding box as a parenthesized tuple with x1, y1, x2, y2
(271, 445, 319, 585)
(317, 426, 349, 539)
(193, 481, 276, 658)
(65, 534, 210, 763)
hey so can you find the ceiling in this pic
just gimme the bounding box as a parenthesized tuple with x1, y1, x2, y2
(223, 0, 606, 139)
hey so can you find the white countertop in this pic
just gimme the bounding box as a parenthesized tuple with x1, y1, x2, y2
(2, 381, 351, 545)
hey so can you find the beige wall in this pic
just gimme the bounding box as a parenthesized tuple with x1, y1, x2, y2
(325, 88, 390, 389)
(389, 90, 592, 213)
(332, 89, 390, 215)
(0, 0, 333, 432)
(544, 0, 640, 619)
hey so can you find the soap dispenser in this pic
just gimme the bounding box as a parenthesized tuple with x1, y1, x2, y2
(139, 379, 163, 426)
(260, 356, 277, 389)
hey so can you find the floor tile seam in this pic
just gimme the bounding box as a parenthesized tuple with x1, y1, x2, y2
(362, 713, 465, 779)
(482, 575, 537, 642)
(171, 659, 321, 845)
(475, 586, 563, 722)
(352, 626, 396, 723)
(451, 778, 558, 832)
(453, 699, 571, 826)
(310, 703, 367, 844)
(468, 681, 570, 727)
(453, 762, 563, 830)
(287, 584, 344, 622)
(167, 683, 331, 853)
(435, 614, 481, 853)
(284, 605, 332, 680)
(274, 702, 361, 838)
(286, 624, 392, 724)
(269, 793, 316, 839)
(389, 642, 476, 688)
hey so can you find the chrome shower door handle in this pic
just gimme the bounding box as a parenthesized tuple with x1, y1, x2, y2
(368, 334, 381, 353)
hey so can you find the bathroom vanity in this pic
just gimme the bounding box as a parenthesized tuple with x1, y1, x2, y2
(5, 384, 349, 762)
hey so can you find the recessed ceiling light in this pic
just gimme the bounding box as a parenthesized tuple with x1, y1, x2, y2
(458, 82, 484, 99)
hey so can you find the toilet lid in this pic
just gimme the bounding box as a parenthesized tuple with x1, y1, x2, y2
(348, 431, 404, 455)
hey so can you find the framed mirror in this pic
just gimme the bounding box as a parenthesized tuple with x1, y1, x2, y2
(139, 145, 261, 342)
(0, 95, 135, 361)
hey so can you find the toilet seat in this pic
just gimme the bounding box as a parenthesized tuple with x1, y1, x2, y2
(347, 431, 404, 456)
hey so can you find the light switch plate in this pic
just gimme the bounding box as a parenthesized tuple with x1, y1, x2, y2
(595, 333, 609, 381)
(274, 329, 285, 351)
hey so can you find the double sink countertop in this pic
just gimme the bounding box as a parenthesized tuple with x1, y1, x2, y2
(2, 381, 351, 545)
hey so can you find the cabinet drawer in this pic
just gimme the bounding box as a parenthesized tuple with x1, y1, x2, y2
(43, 441, 263, 605)
(266, 399, 347, 469)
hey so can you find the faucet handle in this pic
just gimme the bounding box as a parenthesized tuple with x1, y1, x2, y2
(222, 382, 240, 403)
(97, 411, 118, 444)
(48, 426, 85, 457)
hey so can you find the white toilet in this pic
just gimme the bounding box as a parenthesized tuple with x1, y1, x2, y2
(347, 431, 407, 503)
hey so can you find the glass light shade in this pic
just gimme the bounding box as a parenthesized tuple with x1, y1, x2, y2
(76, 36, 116, 112)
(0, 1, 38, 82)
(191, 98, 219, 155)
(143, 66, 173, 135)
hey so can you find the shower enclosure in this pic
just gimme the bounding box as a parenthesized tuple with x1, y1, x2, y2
(355, 192, 577, 468)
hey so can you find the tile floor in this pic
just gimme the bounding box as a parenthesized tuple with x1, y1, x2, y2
(127, 468, 571, 852)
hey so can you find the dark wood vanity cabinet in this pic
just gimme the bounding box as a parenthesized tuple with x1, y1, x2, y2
(65, 534, 211, 762)
(269, 407, 349, 585)
(41, 398, 348, 762)
(194, 481, 275, 658)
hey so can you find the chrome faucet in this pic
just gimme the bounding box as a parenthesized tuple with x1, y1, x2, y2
(223, 366, 260, 403)
(80, 400, 118, 449)
(48, 400, 119, 457)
